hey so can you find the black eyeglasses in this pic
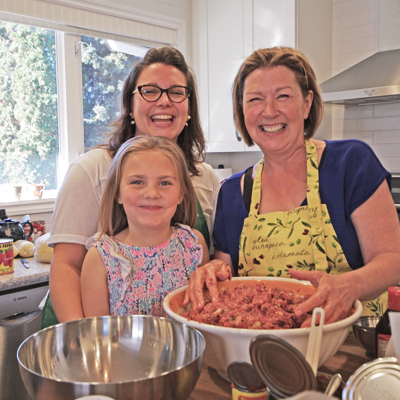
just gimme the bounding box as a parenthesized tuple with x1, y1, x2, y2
(133, 85, 191, 103)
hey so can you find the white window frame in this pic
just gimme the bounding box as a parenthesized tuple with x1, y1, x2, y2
(1, 0, 186, 217)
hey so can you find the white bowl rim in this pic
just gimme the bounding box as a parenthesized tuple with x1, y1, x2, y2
(163, 277, 363, 335)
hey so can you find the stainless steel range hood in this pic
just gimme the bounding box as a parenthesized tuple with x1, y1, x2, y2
(320, 48, 400, 106)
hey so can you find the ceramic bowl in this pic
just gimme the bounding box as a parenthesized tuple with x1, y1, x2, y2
(163, 277, 363, 380)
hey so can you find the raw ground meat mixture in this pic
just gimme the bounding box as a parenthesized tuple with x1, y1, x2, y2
(183, 283, 310, 329)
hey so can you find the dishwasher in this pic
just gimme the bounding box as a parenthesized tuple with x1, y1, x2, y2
(0, 281, 49, 400)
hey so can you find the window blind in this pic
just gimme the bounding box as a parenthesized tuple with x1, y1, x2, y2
(0, 0, 181, 47)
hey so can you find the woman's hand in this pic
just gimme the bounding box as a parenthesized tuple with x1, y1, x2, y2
(183, 259, 232, 311)
(289, 269, 360, 327)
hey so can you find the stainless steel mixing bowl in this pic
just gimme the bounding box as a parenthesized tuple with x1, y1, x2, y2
(352, 315, 380, 358)
(17, 315, 205, 400)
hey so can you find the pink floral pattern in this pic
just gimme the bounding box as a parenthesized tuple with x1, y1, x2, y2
(87, 224, 202, 316)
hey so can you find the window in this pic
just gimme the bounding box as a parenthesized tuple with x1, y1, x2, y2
(0, 22, 145, 203)
(81, 36, 142, 151)
(0, 21, 58, 199)
(0, 0, 185, 216)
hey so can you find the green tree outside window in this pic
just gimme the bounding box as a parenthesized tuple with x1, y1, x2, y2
(0, 21, 141, 192)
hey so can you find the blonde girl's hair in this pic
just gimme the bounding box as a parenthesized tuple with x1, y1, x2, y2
(232, 46, 324, 145)
(98, 136, 197, 237)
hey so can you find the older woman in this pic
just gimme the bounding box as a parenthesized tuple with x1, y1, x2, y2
(47, 46, 220, 325)
(184, 47, 400, 326)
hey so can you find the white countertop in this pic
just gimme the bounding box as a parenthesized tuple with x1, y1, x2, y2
(0, 258, 50, 291)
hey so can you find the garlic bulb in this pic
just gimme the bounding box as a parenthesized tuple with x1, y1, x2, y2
(14, 240, 35, 258)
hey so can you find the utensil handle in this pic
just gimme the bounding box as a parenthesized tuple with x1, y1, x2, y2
(324, 373, 342, 396)
(306, 307, 325, 376)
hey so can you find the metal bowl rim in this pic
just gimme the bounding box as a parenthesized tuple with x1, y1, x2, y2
(17, 314, 206, 385)
(353, 316, 380, 330)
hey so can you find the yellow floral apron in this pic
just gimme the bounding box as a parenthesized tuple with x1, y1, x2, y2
(238, 140, 387, 316)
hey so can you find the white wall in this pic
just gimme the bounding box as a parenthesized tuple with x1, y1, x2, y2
(331, 0, 400, 173)
(205, 151, 262, 176)
(111, 0, 192, 63)
(332, 0, 378, 76)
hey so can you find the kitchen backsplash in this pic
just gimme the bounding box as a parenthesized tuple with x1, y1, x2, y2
(205, 151, 262, 176)
(332, 0, 379, 77)
(331, 0, 400, 173)
(331, 102, 400, 173)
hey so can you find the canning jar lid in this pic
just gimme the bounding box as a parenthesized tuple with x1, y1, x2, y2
(342, 357, 400, 400)
(227, 361, 266, 392)
(250, 334, 317, 398)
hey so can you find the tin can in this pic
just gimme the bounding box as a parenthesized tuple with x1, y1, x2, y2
(0, 238, 14, 275)
(231, 386, 268, 400)
(342, 356, 400, 399)
(228, 362, 268, 400)
(25, 220, 46, 242)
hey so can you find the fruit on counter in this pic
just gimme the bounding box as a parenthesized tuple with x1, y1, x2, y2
(12, 244, 19, 258)
(34, 233, 53, 263)
(14, 240, 35, 258)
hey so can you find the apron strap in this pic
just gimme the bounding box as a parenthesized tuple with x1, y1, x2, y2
(249, 158, 264, 217)
(243, 166, 254, 213)
(305, 140, 329, 270)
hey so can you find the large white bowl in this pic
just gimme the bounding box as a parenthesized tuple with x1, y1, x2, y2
(163, 277, 362, 379)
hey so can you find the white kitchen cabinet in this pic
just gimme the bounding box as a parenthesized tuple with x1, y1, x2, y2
(192, 0, 295, 153)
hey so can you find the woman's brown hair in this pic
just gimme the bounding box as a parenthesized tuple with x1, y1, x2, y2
(104, 46, 205, 176)
(98, 136, 197, 237)
(232, 47, 324, 145)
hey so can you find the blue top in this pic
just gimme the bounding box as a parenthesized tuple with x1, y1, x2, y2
(212, 140, 391, 274)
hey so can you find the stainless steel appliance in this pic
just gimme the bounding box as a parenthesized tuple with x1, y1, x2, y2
(0, 281, 48, 400)
(320, 49, 400, 106)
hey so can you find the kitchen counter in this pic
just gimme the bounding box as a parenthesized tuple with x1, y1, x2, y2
(0, 258, 50, 291)
(189, 334, 371, 399)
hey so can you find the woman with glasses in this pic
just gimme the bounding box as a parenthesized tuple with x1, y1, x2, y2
(45, 46, 220, 325)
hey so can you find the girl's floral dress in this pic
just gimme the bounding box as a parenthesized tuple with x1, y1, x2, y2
(86, 224, 202, 316)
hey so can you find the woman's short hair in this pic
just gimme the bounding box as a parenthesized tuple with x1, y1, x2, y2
(232, 47, 324, 145)
(106, 46, 205, 176)
(99, 136, 197, 237)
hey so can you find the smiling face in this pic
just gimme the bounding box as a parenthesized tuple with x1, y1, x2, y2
(132, 63, 190, 142)
(242, 65, 313, 154)
(117, 149, 183, 241)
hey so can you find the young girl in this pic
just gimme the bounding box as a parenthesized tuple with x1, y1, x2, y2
(81, 136, 209, 317)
